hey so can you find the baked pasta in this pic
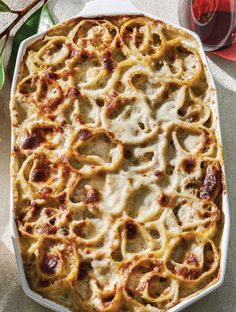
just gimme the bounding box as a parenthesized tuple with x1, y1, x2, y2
(11, 15, 224, 312)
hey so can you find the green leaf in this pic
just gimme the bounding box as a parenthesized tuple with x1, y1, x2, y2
(38, 4, 55, 33)
(0, 50, 5, 89)
(8, 4, 55, 78)
(0, 0, 12, 12)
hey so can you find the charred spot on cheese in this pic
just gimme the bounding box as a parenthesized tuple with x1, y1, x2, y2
(61, 70, 74, 79)
(159, 276, 167, 282)
(199, 163, 221, 200)
(78, 129, 92, 140)
(31, 161, 50, 182)
(44, 96, 63, 114)
(96, 98, 105, 107)
(39, 187, 53, 199)
(74, 113, 85, 124)
(48, 115, 56, 121)
(185, 253, 199, 267)
(181, 157, 196, 174)
(62, 165, 70, 178)
(13, 145, 20, 153)
(78, 262, 91, 280)
(102, 133, 112, 143)
(44, 208, 57, 218)
(32, 154, 51, 181)
(73, 222, 86, 237)
(25, 224, 33, 234)
(58, 192, 67, 204)
(103, 50, 116, 72)
(124, 220, 137, 239)
(41, 223, 57, 235)
(48, 218, 55, 226)
(58, 193, 67, 210)
(122, 29, 132, 41)
(40, 254, 60, 275)
(80, 49, 89, 61)
(116, 37, 123, 48)
(59, 227, 70, 236)
(134, 31, 142, 48)
(29, 200, 39, 208)
(66, 212, 73, 222)
(85, 189, 100, 203)
(173, 266, 199, 280)
(45, 71, 58, 80)
(154, 170, 164, 178)
(31, 167, 48, 182)
(123, 148, 132, 159)
(40, 125, 54, 132)
(157, 194, 175, 208)
(22, 129, 44, 150)
(61, 120, 67, 127)
(66, 87, 80, 99)
(106, 91, 122, 116)
(66, 42, 73, 52)
(22, 126, 54, 150)
(205, 134, 214, 146)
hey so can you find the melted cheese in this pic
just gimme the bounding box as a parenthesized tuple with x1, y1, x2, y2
(11, 15, 224, 312)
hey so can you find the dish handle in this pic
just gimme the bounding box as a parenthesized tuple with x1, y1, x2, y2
(79, 0, 142, 17)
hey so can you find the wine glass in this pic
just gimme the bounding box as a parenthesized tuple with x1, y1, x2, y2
(178, 0, 236, 60)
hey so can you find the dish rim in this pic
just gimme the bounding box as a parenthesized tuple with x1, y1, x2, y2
(10, 0, 230, 311)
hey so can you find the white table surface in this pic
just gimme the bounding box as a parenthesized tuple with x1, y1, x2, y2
(0, 0, 235, 311)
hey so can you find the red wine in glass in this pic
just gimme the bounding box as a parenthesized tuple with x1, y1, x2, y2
(178, 0, 236, 60)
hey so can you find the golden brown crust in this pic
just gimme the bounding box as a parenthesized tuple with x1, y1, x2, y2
(11, 15, 224, 312)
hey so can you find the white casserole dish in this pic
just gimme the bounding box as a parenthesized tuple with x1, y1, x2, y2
(10, 0, 230, 311)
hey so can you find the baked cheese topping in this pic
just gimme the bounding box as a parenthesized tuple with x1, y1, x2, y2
(11, 15, 224, 312)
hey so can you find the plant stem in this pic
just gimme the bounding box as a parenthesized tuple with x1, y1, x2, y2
(0, 0, 47, 40)
(0, 33, 9, 55)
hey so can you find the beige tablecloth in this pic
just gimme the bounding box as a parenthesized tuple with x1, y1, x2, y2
(0, 0, 235, 311)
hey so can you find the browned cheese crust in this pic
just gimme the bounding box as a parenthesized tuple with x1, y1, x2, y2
(10, 15, 224, 312)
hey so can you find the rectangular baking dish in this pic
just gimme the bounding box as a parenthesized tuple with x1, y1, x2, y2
(10, 0, 230, 311)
